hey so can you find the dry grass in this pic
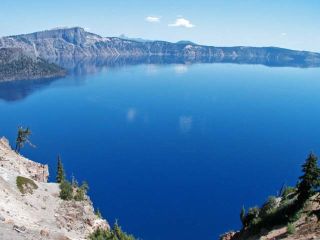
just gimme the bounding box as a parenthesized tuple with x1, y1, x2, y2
(16, 176, 38, 194)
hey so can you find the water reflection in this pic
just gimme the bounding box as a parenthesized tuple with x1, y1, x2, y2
(179, 116, 193, 133)
(174, 65, 189, 74)
(127, 108, 137, 122)
(0, 78, 57, 102)
(52, 54, 320, 75)
(1, 54, 320, 102)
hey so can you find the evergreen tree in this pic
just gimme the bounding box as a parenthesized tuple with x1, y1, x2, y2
(297, 153, 320, 204)
(240, 206, 246, 227)
(114, 220, 122, 239)
(71, 174, 78, 188)
(56, 155, 65, 183)
(89, 221, 136, 240)
(15, 127, 32, 153)
(59, 180, 73, 200)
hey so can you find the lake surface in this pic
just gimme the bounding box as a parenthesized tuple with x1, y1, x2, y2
(1, 63, 320, 239)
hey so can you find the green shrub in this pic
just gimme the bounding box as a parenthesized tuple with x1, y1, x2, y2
(244, 199, 301, 236)
(250, 217, 262, 227)
(246, 207, 260, 226)
(58, 174, 89, 202)
(59, 180, 73, 200)
(289, 208, 303, 222)
(74, 181, 89, 201)
(281, 186, 297, 200)
(74, 188, 85, 201)
(16, 176, 38, 194)
(95, 208, 102, 218)
(260, 196, 278, 217)
(89, 221, 136, 240)
(237, 154, 320, 238)
(287, 223, 296, 235)
(71, 174, 79, 188)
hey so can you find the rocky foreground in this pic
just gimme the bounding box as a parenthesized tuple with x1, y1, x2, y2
(0, 137, 109, 240)
(221, 194, 320, 240)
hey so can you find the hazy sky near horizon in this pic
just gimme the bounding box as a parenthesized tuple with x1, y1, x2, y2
(1, 0, 319, 52)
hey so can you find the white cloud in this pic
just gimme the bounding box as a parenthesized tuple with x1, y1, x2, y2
(281, 32, 287, 36)
(169, 18, 195, 28)
(127, 108, 137, 122)
(145, 16, 160, 23)
(146, 64, 159, 75)
(174, 64, 188, 74)
(179, 116, 193, 133)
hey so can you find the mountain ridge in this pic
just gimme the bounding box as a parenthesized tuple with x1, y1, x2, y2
(6, 27, 320, 54)
(1, 27, 319, 68)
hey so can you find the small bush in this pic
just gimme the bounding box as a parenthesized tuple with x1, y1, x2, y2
(16, 176, 38, 194)
(74, 181, 89, 201)
(287, 223, 296, 235)
(95, 208, 102, 218)
(59, 180, 73, 200)
(260, 196, 278, 217)
(89, 221, 136, 240)
(59, 178, 89, 201)
(250, 217, 262, 227)
(74, 188, 85, 201)
(245, 207, 260, 227)
(281, 186, 297, 200)
(244, 199, 301, 237)
(289, 208, 303, 222)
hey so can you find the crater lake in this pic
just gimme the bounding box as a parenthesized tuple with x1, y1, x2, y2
(1, 62, 320, 240)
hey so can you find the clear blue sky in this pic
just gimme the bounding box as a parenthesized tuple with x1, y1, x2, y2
(1, 0, 319, 52)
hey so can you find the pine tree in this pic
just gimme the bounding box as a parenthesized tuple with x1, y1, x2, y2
(59, 180, 73, 200)
(71, 174, 78, 188)
(114, 220, 122, 239)
(297, 153, 320, 204)
(240, 206, 246, 227)
(15, 127, 32, 153)
(56, 155, 65, 183)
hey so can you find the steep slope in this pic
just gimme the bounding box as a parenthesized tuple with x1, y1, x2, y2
(1, 27, 319, 67)
(221, 194, 320, 240)
(0, 48, 66, 82)
(0, 137, 108, 240)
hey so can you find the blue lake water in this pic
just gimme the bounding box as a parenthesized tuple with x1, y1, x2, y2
(1, 63, 320, 239)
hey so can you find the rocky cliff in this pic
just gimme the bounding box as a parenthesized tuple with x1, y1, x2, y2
(1, 27, 320, 68)
(0, 137, 109, 240)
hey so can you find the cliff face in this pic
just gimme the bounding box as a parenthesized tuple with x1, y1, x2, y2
(0, 137, 109, 240)
(0, 48, 66, 82)
(1, 27, 320, 67)
(0, 137, 48, 182)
